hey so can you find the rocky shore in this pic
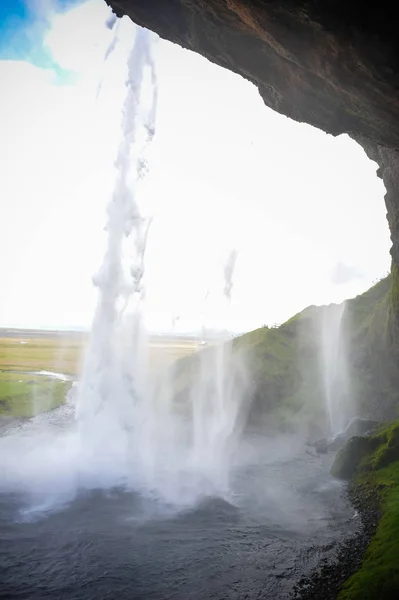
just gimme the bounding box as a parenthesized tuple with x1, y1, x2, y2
(291, 469, 380, 599)
(291, 418, 399, 599)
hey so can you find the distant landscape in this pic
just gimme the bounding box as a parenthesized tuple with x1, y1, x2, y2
(0, 328, 201, 418)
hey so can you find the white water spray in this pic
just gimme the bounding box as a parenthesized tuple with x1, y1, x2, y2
(76, 25, 157, 485)
(74, 27, 247, 505)
(190, 250, 246, 494)
(0, 26, 247, 511)
(318, 302, 351, 436)
(96, 14, 120, 99)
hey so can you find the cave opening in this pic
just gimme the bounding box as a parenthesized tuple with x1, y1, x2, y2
(1, 3, 399, 600)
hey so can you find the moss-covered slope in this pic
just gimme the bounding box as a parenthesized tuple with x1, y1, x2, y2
(172, 276, 398, 431)
(330, 421, 399, 599)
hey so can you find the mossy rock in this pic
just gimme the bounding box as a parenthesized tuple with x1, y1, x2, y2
(368, 421, 399, 469)
(331, 436, 377, 480)
(172, 274, 397, 431)
(332, 421, 399, 480)
(336, 420, 399, 599)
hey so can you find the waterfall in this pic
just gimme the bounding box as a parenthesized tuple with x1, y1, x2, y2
(76, 25, 157, 485)
(189, 250, 245, 494)
(74, 27, 247, 505)
(318, 301, 351, 437)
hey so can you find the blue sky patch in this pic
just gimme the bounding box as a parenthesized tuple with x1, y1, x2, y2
(0, 0, 84, 82)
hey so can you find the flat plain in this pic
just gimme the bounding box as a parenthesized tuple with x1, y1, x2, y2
(0, 328, 199, 417)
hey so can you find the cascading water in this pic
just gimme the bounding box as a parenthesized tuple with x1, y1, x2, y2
(318, 301, 351, 437)
(75, 26, 246, 505)
(0, 21, 248, 514)
(0, 20, 248, 512)
(76, 25, 158, 488)
(189, 250, 246, 496)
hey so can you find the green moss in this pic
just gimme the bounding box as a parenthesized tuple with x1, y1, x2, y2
(389, 263, 399, 315)
(386, 262, 399, 349)
(242, 275, 395, 426)
(0, 372, 70, 417)
(345, 274, 399, 420)
(336, 420, 399, 600)
(171, 275, 398, 429)
(346, 276, 390, 334)
(364, 421, 399, 470)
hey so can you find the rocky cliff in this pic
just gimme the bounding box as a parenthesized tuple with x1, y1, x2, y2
(108, 1, 399, 146)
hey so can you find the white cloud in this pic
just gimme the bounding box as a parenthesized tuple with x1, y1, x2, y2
(329, 262, 365, 285)
(44, 0, 113, 78)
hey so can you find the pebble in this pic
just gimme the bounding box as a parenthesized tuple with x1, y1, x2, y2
(290, 482, 380, 599)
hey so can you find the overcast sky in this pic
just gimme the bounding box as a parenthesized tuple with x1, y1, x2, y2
(0, 0, 391, 333)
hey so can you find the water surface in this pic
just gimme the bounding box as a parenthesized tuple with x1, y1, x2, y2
(0, 412, 357, 600)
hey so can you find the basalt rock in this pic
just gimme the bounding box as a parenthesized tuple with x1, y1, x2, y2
(108, 1, 399, 147)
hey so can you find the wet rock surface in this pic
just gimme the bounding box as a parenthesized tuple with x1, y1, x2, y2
(291, 481, 380, 600)
(307, 419, 383, 457)
(331, 436, 376, 480)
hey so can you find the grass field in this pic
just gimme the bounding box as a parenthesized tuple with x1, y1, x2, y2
(0, 336, 85, 375)
(0, 329, 199, 418)
(0, 372, 70, 418)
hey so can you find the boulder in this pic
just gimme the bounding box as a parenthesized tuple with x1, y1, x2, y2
(328, 418, 382, 451)
(331, 436, 373, 480)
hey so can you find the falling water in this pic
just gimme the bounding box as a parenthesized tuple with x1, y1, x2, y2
(127, 249, 247, 505)
(73, 27, 247, 505)
(0, 22, 247, 512)
(318, 301, 351, 436)
(96, 13, 120, 99)
(190, 250, 245, 495)
(76, 25, 157, 486)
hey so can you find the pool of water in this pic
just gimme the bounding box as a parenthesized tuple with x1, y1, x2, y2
(0, 409, 357, 599)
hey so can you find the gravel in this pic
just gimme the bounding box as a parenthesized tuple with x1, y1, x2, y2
(290, 481, 380, 600)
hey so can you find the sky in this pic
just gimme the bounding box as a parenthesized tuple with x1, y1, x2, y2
(0, 0, 391, 333)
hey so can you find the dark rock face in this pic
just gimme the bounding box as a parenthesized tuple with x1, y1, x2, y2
(357, 139, 399, 267)
(331, 436, 374, 480)
(107, 0, 399, 280)
(108, 1, 399, 147)
(309, 419, 382, 454)
(333, 417, 382, 442)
